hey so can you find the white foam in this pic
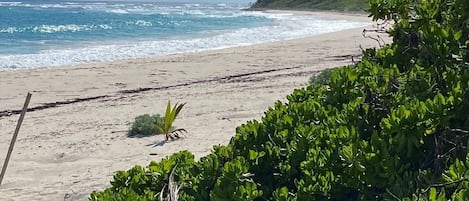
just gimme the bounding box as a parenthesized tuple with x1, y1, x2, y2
(0, 1, 22, 6)
(1, 24, 113, 34)
(0, 4, 370, 70)
(0, 27, 19, 33)
(99, 24, 112, 30)
(0, 13, 368, 70)
(32, 24, 88, 33)
(106, 9, 129, 14)
(134, 20, 153, 27)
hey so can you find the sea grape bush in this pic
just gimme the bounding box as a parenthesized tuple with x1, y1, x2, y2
(128, 114, 165, 137)
(90, 0, 469, 200)
(309, 68, 334, 85)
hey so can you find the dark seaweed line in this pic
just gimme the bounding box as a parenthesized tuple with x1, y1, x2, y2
(0, 96, 108, 117)
(0, 65, 303, 117)
(118, 66, 302, 94)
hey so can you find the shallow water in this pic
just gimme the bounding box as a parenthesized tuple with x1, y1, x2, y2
(0, 0, 368, 69)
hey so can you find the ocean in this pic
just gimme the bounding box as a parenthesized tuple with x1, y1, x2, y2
(0, 0, 368, 70)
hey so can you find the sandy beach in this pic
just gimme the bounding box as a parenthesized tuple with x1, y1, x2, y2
(0, 11, 387, 200)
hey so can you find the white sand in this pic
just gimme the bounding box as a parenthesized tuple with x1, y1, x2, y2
(0, 11, 388, 200)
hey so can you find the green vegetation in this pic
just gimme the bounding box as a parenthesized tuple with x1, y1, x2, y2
(90, 0, 469, 200)
(128, 114, 165, 137)
(309, 68, 334, 85)
(157, 101, 187, 141)
(250, 0, 368, 11)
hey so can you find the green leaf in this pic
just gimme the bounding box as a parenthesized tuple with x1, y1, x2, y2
(429, 187, 437, 201)
(372, 65, 378, 75)
(348, 70, 358, 81)
(341, 145, 354, 163)
(164, 100, 172, 132)
(454, 31, 462, 40)
(425, 128, 435, 135)
(249, 150, 258, 160)
(157, 100, 186, 140)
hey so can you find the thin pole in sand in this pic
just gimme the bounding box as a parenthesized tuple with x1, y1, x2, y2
(0, 93, 32, 186)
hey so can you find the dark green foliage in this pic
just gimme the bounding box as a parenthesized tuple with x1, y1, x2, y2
(92, 0, 469, 200)
(89, 151, 197, 201)
(250, 0, 369, 11)
(128, 114, 164, 137)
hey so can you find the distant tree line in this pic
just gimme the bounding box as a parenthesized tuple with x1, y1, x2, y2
(250, 0, 369, 11)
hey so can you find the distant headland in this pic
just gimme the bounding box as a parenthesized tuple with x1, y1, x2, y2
(247, 0, 368, 12)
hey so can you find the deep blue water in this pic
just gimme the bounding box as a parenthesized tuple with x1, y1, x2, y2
(0, 0, 369, 69)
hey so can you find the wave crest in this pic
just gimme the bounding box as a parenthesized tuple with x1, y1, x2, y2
(1, 24, 112, 34)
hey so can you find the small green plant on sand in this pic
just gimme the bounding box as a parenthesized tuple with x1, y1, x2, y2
(309, 67, 335, 85)
(128, 114, 165, 137)
(157, 101, 186, 141)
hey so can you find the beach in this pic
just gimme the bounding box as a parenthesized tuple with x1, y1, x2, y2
(0, 11, 387, 200)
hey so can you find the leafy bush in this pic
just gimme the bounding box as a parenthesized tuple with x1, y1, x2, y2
(90, 151, 196, 201)
(128, 114, 164, 137)
(92, 0, 469, 200)
(309, 67, 335, 85)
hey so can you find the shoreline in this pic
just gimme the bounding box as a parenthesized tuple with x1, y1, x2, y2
(258, 9, 370, 21)
(0, 10, 374, 113)
(0, 10, 370, 71)
(0, 11, 387, 200)
(246, 8, 368, 16)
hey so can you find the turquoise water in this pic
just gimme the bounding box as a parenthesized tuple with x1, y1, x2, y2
(0, 0, 369, 69)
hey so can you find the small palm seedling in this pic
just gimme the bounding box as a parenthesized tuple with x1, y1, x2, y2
(157, 100, 187, 141)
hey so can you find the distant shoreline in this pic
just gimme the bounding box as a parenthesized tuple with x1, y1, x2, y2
(246, 0, 368, 13)
(244, 7, 367, 15)
(257, 9, 370, 22)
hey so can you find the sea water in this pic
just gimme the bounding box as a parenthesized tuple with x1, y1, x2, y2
(0, 0, 368, 70)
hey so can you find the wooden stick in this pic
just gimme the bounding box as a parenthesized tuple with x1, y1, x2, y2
(0, 93, 32, 186)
